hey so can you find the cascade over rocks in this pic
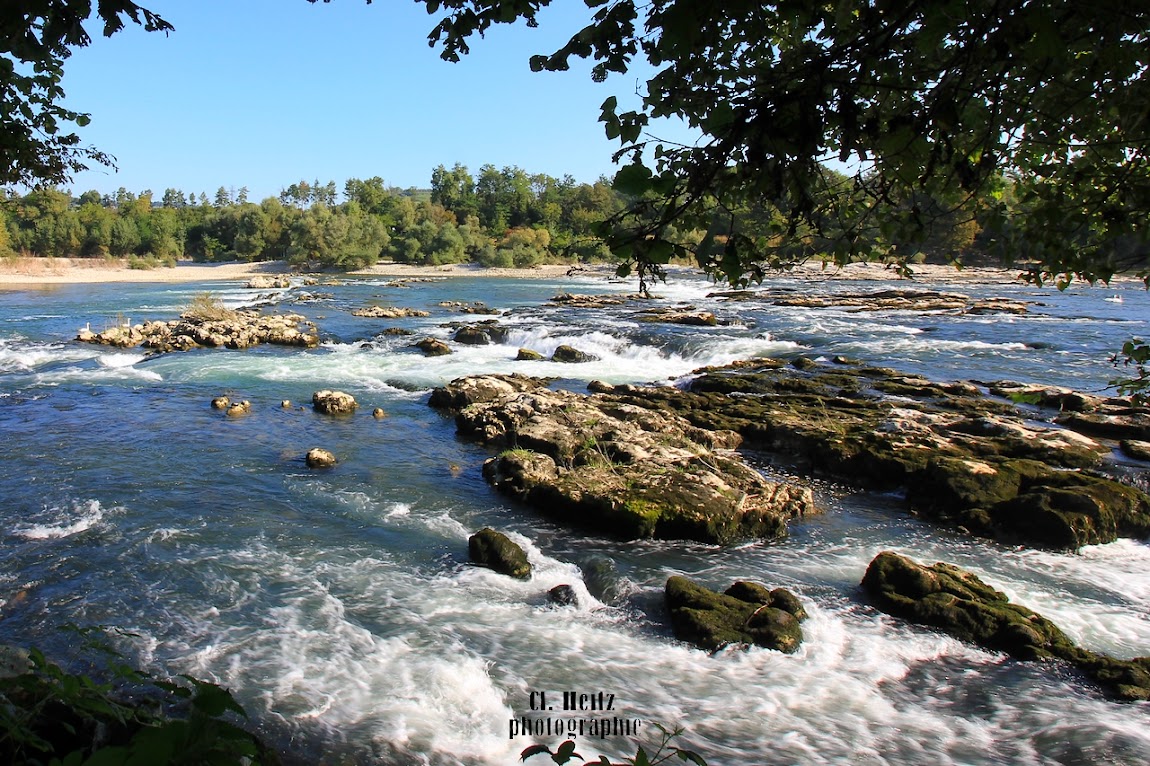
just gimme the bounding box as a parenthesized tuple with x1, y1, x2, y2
(589, 360, 1150, 550)
(862, 551, 1150, 701)
(77, 310, 318, 353)
(665, 576, 807, 653)
(431, 374, 817, 544)
(468, 528, 532, 579)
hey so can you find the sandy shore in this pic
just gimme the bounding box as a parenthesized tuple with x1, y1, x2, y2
(0, 255, 1084, 289)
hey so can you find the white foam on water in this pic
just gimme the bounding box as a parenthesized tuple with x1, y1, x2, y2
(983, 539, 1150, 659)
(0, 337, 99, 373)
(32, 363, 163, 385)
(10, 499, 114, 540)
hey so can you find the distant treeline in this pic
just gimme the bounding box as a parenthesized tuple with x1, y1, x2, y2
(1, 162, 1041, 272)
(0, 164, 629, 270)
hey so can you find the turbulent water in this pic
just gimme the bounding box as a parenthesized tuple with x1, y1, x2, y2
(1, 269, 1148, 765)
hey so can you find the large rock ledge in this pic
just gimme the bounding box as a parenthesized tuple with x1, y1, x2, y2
(862, 552, 1150, 701)
(77, 310, 318, 352)
(430, 374, 817, 544)
(595, 361, 1150, 551)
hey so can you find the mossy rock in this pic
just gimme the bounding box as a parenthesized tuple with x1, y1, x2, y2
(467, 528, 532, 579)
(665, 576, 806, 653)
(861, 551, 1150, 700)
(907, 457, 1022, 516)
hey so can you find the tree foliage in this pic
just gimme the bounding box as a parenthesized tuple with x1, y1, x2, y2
(417, 0, 1150, 289)
(0, 1, 172, 186)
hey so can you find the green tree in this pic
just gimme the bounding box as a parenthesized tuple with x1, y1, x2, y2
(417, 1, 1150, 289)
(0, 2, 172, 186)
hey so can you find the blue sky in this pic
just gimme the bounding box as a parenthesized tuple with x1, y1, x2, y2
(61, 0, 680, 201)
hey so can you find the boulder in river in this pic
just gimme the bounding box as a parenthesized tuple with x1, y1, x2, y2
(861, 551, 1150, 701)
(551, 344, 598, 363)
(306, 448, 337, 468)
(312, 390, 357, 415)
(665, 576, 807, 653)
(414, 337, 452, 356)
(468, 528, 532, 579)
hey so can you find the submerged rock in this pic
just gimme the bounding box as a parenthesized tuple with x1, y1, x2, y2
(468, 528, 531, 579)
(861, 551, 1150, 701)
(312, 390, 357, 415)
(211, 396, 231, 410)
(665, 576, 807, 653)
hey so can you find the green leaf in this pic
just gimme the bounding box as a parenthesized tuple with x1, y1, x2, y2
(613, 163, 653, 196)
(676, 749, 709, 766)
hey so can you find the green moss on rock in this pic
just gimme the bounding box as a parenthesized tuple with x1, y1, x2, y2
(665, 576, 807, 653)
(468, 528, 532, 579)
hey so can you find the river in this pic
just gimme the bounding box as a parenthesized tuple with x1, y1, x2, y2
(1, 269, 1148, 764)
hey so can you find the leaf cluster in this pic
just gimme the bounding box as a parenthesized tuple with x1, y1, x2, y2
(0, 2, 173, 186)
(420, 1, 1150, 289)
(0, 642, 268, 766)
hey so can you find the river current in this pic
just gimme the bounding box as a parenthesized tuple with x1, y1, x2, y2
(1, 269, 1148, 764)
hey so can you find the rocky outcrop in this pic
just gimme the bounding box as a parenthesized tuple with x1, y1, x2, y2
(312, 390, 357, 415)
(245, 275, 291, 289)
(438, 301, 500, 315)
(551, 345, 598, 363)
(516, 348, 545, 361)
(468, 528, 531, 579)
(862, 552, 1150, 701)
(432, 375, 817, 544)
(306, 448, 337, 468)
(550, 293, 628, 308)
(589, 361, 1150, 550)
(755, 288, 1030, 315)
(77, 311, 318, 353)
(428, 373, 552, 410)
(635, 308, 720, 326)
(351, 306, 430, 318)
(665, 576, 807, 653)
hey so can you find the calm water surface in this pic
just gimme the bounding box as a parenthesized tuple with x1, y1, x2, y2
(1, 270, 1148, 764)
